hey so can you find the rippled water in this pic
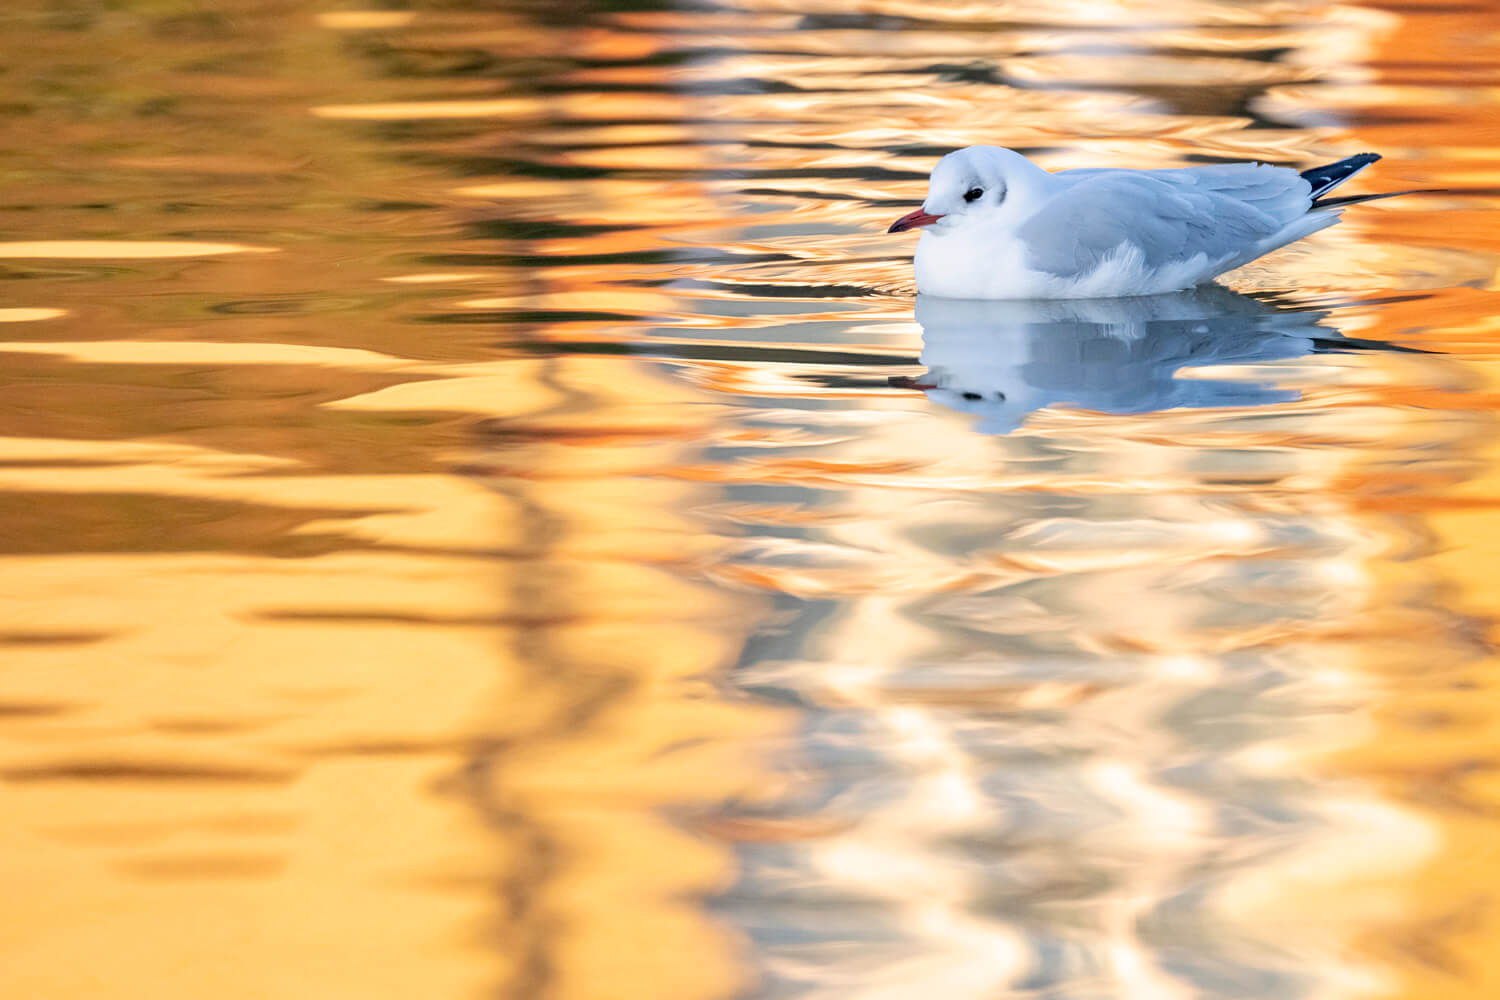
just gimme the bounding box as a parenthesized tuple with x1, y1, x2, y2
(3, 1, 1500, 998)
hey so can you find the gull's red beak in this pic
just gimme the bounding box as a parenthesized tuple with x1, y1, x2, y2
(887, 209, 944, 234)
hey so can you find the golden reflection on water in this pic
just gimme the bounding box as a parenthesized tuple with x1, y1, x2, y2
(1, 1, 1499, 999)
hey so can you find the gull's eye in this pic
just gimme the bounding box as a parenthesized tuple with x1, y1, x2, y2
(963, 187, 984, 203)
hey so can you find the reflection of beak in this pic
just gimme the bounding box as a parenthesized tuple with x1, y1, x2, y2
(887, 209, 944, 233)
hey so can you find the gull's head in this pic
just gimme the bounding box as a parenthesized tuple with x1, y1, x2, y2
(888, 145, 1051, 235)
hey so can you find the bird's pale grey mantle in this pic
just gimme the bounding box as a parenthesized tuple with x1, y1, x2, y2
(888, 146, 1416, 299)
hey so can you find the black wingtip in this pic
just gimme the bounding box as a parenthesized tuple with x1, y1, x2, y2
(1301, 152, 1384, 198)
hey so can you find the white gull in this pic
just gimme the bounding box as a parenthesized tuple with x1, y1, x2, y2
(888, 146, 1408, 299)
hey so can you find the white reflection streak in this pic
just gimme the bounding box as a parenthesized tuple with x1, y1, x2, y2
(728, 399, 1423, 1000)
(1087, 759, 1205, 1000)
(807, 599, 1030, 999)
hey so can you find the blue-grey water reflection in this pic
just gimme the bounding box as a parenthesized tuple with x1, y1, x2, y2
(907, 288, 1349, 433)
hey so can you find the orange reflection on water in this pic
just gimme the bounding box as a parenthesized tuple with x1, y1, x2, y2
(0, 241, 275, 258)
(0, 0, 1499, 999)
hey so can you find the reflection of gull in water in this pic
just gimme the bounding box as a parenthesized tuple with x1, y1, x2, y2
(903, 285, 1399, 435)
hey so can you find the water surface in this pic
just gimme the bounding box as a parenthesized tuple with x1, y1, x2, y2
(2, 2, 1500, 999)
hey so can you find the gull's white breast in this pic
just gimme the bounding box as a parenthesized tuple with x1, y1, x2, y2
(914, 230, 1222, 299)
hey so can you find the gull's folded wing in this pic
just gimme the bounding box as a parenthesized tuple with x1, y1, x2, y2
(1024, 164, 1316, 279)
